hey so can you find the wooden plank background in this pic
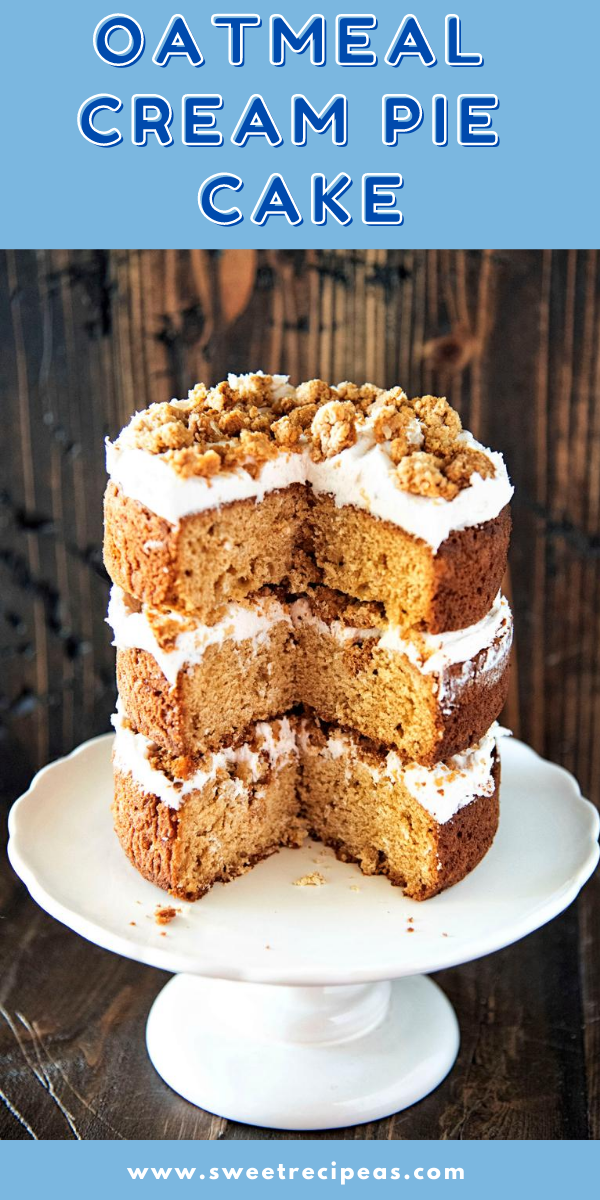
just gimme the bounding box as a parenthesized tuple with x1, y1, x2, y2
(0, 248, 598, 1139)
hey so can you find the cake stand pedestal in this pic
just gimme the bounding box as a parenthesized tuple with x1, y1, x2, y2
(146, 975, 458, 1129)
(8, 735, 599, 1131)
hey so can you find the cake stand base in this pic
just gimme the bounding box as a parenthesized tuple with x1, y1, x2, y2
(145, 973, 459, 1130)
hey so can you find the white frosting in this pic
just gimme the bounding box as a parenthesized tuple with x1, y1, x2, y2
(112, 707, 297, 811)
(316, 722, 510, 825)
(393, 723, 509, 822)
(114, 701, 508, 825)
(107, 586, 290, 688)
(106, 380, 513, 552)
(306, 429, 512, 551)
(109, 583, 511, 700)
(109, 578, 511, 706)
(291, 592, 513, 703)
(105, 441, 307, 525)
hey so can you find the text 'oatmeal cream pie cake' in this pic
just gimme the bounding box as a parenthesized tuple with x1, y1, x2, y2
(104, 372, 514, 902)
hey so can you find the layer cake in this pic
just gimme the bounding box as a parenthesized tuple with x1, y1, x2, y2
(104, 373, 514, 901)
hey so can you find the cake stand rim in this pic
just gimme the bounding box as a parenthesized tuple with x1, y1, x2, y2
(7, 733, 600, 987)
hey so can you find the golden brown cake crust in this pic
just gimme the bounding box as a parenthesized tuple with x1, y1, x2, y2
(431, 759, 500, 898)
(112, 767, 180, 894)
(104, 481, 178, 610)
(433, 654, 510, 763)
(431, 505, 512, 634)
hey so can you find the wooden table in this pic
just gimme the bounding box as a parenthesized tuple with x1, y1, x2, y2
(1, 249, 599, 1139)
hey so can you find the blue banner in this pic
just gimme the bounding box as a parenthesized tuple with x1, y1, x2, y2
(3, 0, 599, 247)
(0, 1141, 596, 1197)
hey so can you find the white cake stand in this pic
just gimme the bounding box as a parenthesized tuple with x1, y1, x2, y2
(8, 735, 599, 1131)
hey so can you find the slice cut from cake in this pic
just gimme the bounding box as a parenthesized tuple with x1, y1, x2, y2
(104, 374, 513, 630)
(108, 583, 512, 765)
(298, 719, 506, 901)
(112, 710, 304, 900)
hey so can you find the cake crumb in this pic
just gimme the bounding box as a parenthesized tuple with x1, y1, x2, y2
(350, 884, 361, 893)
(129, 921, 136, 927)
(155, 906, 180, 926)
(293, 872, 326, 887)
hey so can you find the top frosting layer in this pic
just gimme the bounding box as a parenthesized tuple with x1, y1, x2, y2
(106, 372, 513, 552)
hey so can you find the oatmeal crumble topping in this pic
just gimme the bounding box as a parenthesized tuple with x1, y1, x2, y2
(310, 400, 357, 461)
(396, 452, 460, 502)
(113, 373, 496, 501)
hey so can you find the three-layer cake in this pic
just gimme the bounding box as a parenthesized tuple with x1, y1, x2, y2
(104, 373, 513, 900)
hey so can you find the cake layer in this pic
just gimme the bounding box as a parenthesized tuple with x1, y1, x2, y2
(112, 711, 304, 900)
(106, 374, 513, 549)
(109, 584, 512, 762)
(111, 710, 505, 902)
(292, 588, 512, 763)
(104, 374, 513, 631)
(109, 586, 296, 755)
(310, 494, 511, 631)
(105, 482, 510, 633)
(298, 719, 504, 901)
(104, 480, 316, 617)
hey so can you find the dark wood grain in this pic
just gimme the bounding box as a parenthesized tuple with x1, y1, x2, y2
(1, 249, 599, 1140)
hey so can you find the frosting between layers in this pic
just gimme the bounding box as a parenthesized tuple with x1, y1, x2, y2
(106, 386, 513, 552)
(112, 707, 297, 810)
(113, 706, 508, 825)
(107, 586, 291, 687)
(108, 585, 512, 700)
(309, 721, 509, 825)
(106, 442, 307, 525)
(291, 591, 512, 688)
